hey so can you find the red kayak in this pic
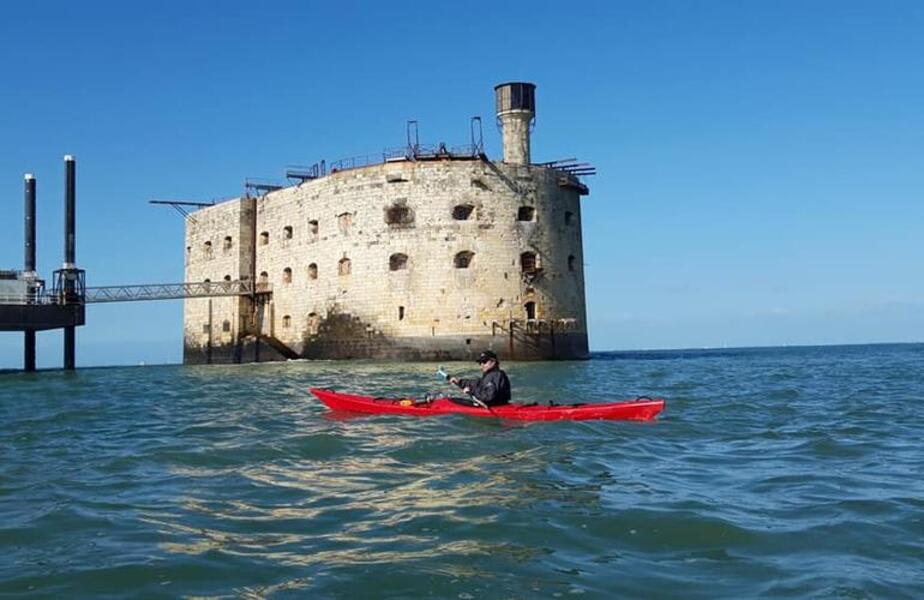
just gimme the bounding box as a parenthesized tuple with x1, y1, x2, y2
(310, 388, 665, 422)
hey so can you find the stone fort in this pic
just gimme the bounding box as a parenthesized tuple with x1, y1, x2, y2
(183, 82, 591, 363)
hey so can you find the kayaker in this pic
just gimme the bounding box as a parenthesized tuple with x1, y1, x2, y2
(449, 350, 511, 406)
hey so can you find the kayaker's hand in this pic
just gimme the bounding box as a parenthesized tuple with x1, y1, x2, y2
(449, 377, 459, 385)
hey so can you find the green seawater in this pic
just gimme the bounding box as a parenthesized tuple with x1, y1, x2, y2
(1, 344, 923, 599)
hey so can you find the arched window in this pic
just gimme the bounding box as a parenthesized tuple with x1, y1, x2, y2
(203, 241, 212, 257)
(389, 253, 408, 271)
(452, 204, 474, 220)
(338, 212, 352, 235)
(307, 263, 318, 280)
(283, 226, 293, 240)
(223, 274, 232, 282)
(259, 271, 268, 284)
(308, 219, 319, 238)
(385, 202, 414, 227)
(338, 257, 351, 276)
(565, 211, 574, 225)
(283, 267, 292, 284)
(307, 312, 320, 335)
(520, 251, 539, 273)
(223, 236, 233, 250)
(525, 301, 536, 320)
(282, 315, 291, 328)
(260, 231, 269, 245)
(398, 306, 405, 321)
(517, 206, 535, 221)
(454, 251, 474, 269)
(568, 255, 577, 272)
(222, 320, 231, 333)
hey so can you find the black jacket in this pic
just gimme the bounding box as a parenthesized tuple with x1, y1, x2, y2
(457, 366, 511, 406)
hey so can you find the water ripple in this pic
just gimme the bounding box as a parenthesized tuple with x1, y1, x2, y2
(1, 344, 923, 598)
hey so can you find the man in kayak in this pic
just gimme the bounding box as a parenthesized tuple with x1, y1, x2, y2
(449, 350, 511, 406)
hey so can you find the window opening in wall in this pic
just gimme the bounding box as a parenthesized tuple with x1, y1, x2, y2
(282, 315, 291, 328)
(308, 219, 319, 237)
(259, 271, 268, 284)
(307, 312, 320, 335)
(398, 306, 405, 320)
(520, 251, 539, 273)
(452, 204, 475, 220)
(454, 251, 474, 269)
(260, 231, 269, 245)
(222, 320, 231, 333)
(283, 267, 292, 284)
(337, 212, 352, 235)
(525, 301, 536, 320)
(385, 201, 414, 227)
(223, 236, 233, 250)
(202, 323, 211, 334)
(389, 253, 408, 271)
(568, 255, 577, 271)
(517, 206, 535, 221)
(185, 246, 191, 264)
(224, 275, 231, 282)
(283, 226, 293, 240)
(203, 240, 212, 257)
(308, 263, 318, 280)
(565, 211, 574, 225)
(338, 257, 351, 276)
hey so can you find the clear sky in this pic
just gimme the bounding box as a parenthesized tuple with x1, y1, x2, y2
(1, 1, 922, 368)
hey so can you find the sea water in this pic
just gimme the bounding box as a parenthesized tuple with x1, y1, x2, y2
(1, 344, 922, 598)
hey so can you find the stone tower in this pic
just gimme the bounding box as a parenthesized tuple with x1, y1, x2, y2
(494, 82, 536, 165)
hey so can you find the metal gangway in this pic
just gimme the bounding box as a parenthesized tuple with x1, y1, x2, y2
(2, 280, 267, 306)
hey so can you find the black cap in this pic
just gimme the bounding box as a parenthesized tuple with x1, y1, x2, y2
(476, 350, 498, 364)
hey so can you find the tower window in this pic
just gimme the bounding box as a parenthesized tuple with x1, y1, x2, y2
(282, 315, 291, 328)
(517, 206, 535, 221)
(307, 312, 320, 335)
(283, 267, 292, 284)
(385, 201, 414, 227)
(203, 241, 212, 257)
(338, 257, 352, 276)
(525, 301, 537, 320)
(308, 263, 318, 280)
(454, 251, 474, 269)
(260, 231, 269, 245)
(222, 320, 231, 333)
(452, 204, 475, 220)
(338, 212, 353, 234)
(223, 236, 233, 250)
(283, 226, 293, 240)
(398, 306, 405, 321)
(259, 271, 268, 284)
(520, 251, 539, 273)
(389, 253, 408, 271)
(568, 255, 577, 272)
(308, 219, 319, 238)
(223, 275, 232, 282)
(565, 211, 574, 225)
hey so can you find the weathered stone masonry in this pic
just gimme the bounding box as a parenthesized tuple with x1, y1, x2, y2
(183, 82, 590, 363)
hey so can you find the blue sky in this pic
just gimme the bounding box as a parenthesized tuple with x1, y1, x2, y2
(1, 1, 922, 367)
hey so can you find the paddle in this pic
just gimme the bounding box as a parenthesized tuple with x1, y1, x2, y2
(437, 366, 493, 411)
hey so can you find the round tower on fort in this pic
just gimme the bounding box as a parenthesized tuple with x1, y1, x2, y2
(182, 83, 591, 364)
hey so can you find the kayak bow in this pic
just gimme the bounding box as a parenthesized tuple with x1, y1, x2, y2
(310, 388, 665, 422)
